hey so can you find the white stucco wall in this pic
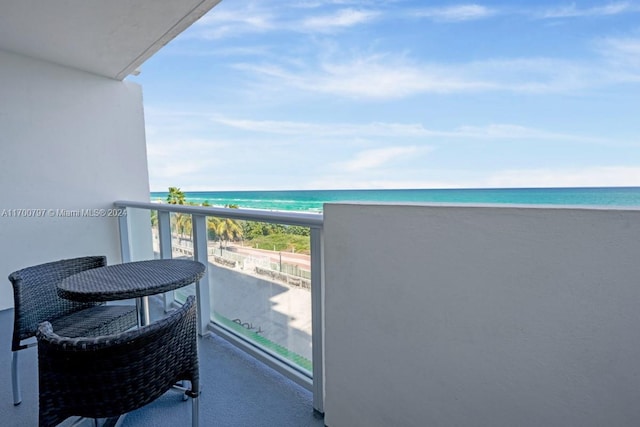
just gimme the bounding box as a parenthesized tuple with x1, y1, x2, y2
(324, 203, 640, 427)
(0, 49, 152, 310)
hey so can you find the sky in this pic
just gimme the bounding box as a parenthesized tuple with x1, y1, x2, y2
(129, 1, 640, 192)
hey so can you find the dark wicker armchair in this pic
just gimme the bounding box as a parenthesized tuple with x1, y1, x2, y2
(8, 256, 137, 405)
(36, 295, 200, 427)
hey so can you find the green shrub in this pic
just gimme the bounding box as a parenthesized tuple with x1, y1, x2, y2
(248, 234, 310, 254)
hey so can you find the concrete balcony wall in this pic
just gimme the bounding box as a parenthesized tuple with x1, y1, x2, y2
(324, 203, 640, 427)
(0, 49, 152, 310)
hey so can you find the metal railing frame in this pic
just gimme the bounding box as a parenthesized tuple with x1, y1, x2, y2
(115, 200, 324, 413)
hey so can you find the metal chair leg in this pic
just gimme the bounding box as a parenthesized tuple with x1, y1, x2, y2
(192, 394, 199, 427)
(12, 351, 21, 405)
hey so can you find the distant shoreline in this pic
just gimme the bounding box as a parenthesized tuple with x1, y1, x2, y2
(151, 187, 640, 212)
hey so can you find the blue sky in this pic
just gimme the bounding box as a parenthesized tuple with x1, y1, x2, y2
(130, 1, 640, 192)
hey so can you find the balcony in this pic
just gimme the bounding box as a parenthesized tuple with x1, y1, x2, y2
(4, 201, 640, 426)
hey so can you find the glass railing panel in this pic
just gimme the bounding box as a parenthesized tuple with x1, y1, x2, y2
(121, 207, 156, 262)
(207, 218, 313, 374)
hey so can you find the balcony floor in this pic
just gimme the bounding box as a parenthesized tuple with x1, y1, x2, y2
(0, 296, 324, 427)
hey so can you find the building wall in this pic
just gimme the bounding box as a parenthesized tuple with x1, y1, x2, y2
(0, 49, 152, 310)
(324, 203, 640, 427)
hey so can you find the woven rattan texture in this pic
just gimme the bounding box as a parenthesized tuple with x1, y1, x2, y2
(36, 295, 199, 427)
(58, 259, 205, 302)
(9, 256, 137, 351)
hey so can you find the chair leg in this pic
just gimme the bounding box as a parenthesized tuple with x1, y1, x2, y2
(12, 351, 21, 406)
(192, 394, 199, 427)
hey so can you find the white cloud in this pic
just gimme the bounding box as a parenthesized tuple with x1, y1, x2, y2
(337, 146, 427, 172)
(291, 0, 378, 8)
(413, 4, 495, 22)
(540, 2, 638, 18)
(145, 135, 229, 190)
(235, 55, 496, 99)
(451, 124, 611, 143)
(190, 6, 275, 39)
(211, 116, 616, 144)
(189, 2, 380, 39)
(165, 46, 274, 58)
(596, 36, 640, 75)
(313, 57, 494, 97)
(234, 41, 640, 99)
(602, 37, 640, 56)
(300, 8, 379, 31)
(212, 116, 441, 137)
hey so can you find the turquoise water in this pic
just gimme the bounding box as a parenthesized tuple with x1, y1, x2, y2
(151, 187, 640, 213)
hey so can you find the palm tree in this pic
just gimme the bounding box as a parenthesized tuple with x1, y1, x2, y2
(207, 216, 220, 240)
(166, 187, 186, 205)
(174, 213, 192, 240)
(216, 217, 243, 248)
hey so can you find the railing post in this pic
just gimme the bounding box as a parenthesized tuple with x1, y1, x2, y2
(310, 226, 324, 414)
(157, 210, 174, 312)
(192, 214, 211, 336)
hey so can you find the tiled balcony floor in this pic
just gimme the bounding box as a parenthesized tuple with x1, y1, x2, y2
(0, 296, 324, 427)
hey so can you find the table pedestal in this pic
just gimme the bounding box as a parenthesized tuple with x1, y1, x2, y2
(137, 296, 151, 326)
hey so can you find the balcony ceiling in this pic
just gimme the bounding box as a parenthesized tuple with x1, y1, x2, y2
(0, 0, 221, 80)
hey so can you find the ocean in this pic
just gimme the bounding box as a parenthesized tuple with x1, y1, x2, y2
(150, 187, 640, 213)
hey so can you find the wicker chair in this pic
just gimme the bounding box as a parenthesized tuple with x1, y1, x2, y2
(36, 295, 200, 427)
(8, 256, 137, 405)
